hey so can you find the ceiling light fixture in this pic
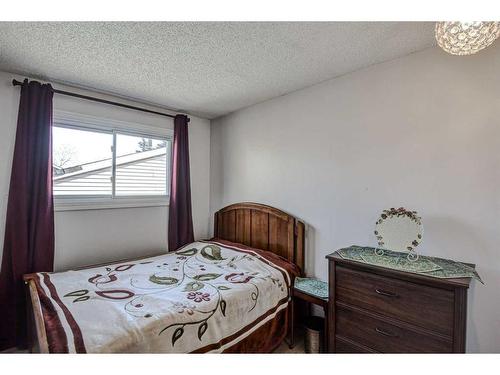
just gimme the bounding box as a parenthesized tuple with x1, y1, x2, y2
(435, 21, 500, 55)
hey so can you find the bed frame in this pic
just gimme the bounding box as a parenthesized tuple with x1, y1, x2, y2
(23, 202, 305, 353)
(214, 202, 305, 272)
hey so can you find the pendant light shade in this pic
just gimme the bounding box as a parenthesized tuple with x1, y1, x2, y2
(435, 22, 500, 56)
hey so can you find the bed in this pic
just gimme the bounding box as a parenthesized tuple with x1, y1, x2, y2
(23, 202, 305, 353)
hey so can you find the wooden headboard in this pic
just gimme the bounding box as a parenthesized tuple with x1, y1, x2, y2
(214, 202, 305, 272)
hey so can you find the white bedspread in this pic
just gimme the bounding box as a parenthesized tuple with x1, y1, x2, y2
(33, 240, 293, 353)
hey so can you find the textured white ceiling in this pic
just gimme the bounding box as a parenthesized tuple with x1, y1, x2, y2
(0, 22, 435, 119)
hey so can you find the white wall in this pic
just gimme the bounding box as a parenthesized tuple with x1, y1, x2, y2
(210, 46, 500, 353)
(0, 70, 211, 271)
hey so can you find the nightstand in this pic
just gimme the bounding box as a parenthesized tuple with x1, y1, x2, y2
(290, 277, 329, 352)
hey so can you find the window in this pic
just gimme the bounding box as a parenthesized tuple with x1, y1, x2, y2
(115, 133, 168, 196)
(52, 111, 172, 210)
(53, 127, 113, 196)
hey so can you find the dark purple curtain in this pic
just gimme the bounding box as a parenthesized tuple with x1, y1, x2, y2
(168, 114, 194, 251)
(0, 79, 55, 350)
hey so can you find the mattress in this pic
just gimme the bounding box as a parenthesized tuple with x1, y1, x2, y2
(29, 239, 299, 353)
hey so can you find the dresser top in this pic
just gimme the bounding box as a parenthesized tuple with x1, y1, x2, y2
(327, 252, 474, 289)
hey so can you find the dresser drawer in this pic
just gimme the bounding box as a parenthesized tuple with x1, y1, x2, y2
(335, 336, 377, 353)
(336, 305, 453, 353)
(335, 266, 454, 336)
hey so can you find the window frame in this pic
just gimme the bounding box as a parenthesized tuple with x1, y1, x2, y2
(53, 110, 173, 211)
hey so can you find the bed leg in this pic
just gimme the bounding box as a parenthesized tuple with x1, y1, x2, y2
(25, 281, 34, 353)
(286, 295, 295, 349)
(290, 297, 295, 348)
(24, 278, 49, 353)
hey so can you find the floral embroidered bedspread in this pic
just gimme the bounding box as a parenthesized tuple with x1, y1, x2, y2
(30, 240, 299, 353)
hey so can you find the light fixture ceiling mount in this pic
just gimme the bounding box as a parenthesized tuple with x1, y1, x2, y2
(435, 21, 500, 55)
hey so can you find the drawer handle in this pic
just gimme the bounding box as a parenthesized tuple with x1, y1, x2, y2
(375, 327, 398, 338)
(375, 288, 399, 298)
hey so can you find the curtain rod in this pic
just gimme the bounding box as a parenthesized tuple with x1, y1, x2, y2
(12, 79, 187, 120)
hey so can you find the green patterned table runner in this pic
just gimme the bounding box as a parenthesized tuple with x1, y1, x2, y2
(294, 277, 329, 299)
(337, 246, 483, 283)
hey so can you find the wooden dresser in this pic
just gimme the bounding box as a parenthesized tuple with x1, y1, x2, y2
(326, 253, 472, 353)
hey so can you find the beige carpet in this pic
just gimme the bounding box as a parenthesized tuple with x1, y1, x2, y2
(2, 331, 307, 354)
(274, 330, 306, 353)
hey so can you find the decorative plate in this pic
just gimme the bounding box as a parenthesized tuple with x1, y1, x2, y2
(374, 207, 423, 261)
